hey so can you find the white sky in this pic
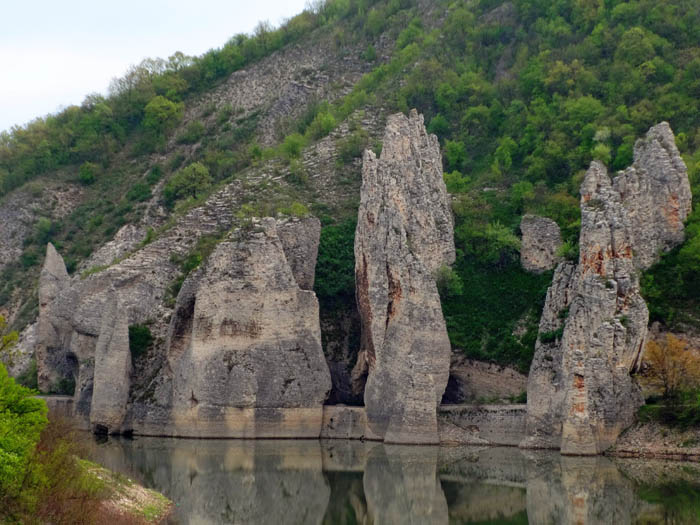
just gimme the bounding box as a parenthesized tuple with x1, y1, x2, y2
(0, 0, 309, 133)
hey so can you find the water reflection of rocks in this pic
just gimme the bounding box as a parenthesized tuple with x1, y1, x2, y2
(90, 438, 700, 524)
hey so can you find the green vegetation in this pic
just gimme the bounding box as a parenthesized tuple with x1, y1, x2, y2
(129, 324, 155, 360)
(314, 218, 357, 302)
(0, 389, 169, 523)
(163, 161, 213, 207)
(0, 364, 47, 507)
(638, 483, 700, 522)
(642, 154, 700, 329)
(1, 0, 699, 371)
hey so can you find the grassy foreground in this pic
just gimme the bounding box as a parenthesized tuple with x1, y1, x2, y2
(0, 364, 171, 524)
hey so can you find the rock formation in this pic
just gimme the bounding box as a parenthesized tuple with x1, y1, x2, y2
(163, 218, 331, 438)
(353, 109, 455, 444)
(277, 217, 321, 290)
(614, 122, 692, 269)
(90, 293, 132, 434)
(36, 243, 72, 392)
(520, 214, 562, 273)
(523, 122, 692, 455)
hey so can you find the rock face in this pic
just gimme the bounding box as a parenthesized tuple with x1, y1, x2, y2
(520, 215, 562, 273)
(277, 217, 321, 290)
(163, 218, 332, 438)
(523, 123, 692, 455)
(354, 110, 455, 444)
(90, 293, 132, 434)
(442, 354, 527, 404)
(613, 122, 692, 269)
(36, 243, 72, 392)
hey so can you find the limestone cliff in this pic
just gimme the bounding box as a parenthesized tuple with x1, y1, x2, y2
(523, 123, 692, 455)
(353, 109, 455, 444)
(148, 217, 331, 438)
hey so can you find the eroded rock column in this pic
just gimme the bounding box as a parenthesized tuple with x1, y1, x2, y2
(90, 292, 132, 433)
(354, 109, 455, 444)
(523, 122, 692, 455)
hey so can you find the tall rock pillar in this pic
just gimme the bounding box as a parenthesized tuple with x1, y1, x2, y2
(36, 243, 71, 393)
(90, 292, 132, 433)
(523, 123, 692, 454)
(354, 110, 455, 444)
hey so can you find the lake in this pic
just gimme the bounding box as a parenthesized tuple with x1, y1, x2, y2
(89, 437, 700, 524)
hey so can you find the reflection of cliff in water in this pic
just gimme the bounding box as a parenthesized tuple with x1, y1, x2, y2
(89, 438, 700, 524)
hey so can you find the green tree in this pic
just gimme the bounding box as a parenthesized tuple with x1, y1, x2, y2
(0, 363, 48, 504)
(0, 316, 19, 368)
(163, 162, 212, 207)
(143, 95, 184, 135)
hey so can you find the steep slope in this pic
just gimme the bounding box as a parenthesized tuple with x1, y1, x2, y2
(1, 0, 698, 393)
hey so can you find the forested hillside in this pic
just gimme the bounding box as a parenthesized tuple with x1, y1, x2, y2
(1, 0, 698, 373)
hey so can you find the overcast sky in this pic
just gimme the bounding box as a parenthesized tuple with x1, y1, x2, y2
(0, 0, 309, 133)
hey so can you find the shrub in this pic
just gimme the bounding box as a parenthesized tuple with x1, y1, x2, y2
(177, 120, 205, 144)
(163, 162, 212, 207)
(643, 335, 700, 398)
(281, 133, 307, 160)
(125, 183, 151, 202)
(337, 129, 369, 164)
(0, 363, 48, 510)
(78, 162, 99, 185)
(128, 324, 154, 360)
(307, 111, 336, 140)
(314, 218, 357, 300)
(143, 95, 184, 135)
(146, 164, 163, 185)
(435, 265, 464, 298)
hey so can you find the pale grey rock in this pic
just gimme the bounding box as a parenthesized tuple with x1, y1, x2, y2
(614, 122, 692, 269)
(36, 243, 72, 392)
(443, 354, 528, 404)
(165, 218, 331, 438)
(277, 217, 321, 290)
(520, 214, 562, 273)
(354, 109, 455, 444)
(90, 293, 132, 433)
(524, 126, 692, 454)
(79, 224, 147, 271)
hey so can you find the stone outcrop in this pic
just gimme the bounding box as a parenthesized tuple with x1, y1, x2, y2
(79, 224, 147, 271)
(277, 217, 321, 290)
(162, 218, 332, 438)
(520, 214, 562, 273)
(353, 110, 455, 444)
(442, 354, 527, 404)
(90, 293, 132, 434)
(36, 243, 72, 392)
(523, 122, 692, 455)
(613, 122, 692, 269)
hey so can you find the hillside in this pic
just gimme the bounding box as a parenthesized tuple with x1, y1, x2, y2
(1, 0, 698, 385)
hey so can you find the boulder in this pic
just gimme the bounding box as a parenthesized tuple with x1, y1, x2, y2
(354, 110, 455, 444)
(523, 123, 692, 454)
(165, 218, 332, 438)
(520, 215, 562, 273)
(90, 293, 132, 433)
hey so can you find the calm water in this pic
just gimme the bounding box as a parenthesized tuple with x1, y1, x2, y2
(89, 437, 700, 524)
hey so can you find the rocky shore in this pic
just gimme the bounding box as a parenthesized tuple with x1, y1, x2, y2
(608, 422, 700, 462)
